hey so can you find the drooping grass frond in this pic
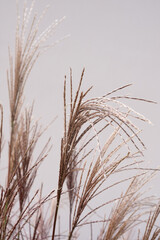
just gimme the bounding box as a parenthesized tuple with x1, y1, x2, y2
(102, 174, 154, 240)
(52, 69, 155, 239)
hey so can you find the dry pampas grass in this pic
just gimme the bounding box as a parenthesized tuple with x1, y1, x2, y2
(0, 0, 159, 239)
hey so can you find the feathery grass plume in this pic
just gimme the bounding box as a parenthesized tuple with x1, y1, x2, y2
(66, 148, 78, 232)
(0, 0, 63, 238)
(15, 105, 40, 213)
(52, 68, 155, 239)
(0, 131, 52, 239)
(101, 173, 155, 240)
(32, 185, 55, 240)
(142, 201, 160, 240)
(6, 189, 54, 240)
(7, 0, 64, 186)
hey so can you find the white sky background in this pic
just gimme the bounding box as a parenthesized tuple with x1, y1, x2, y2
(0, 0, 160, 238)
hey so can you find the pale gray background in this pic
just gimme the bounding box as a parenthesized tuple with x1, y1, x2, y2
(0, 0, 160, 237)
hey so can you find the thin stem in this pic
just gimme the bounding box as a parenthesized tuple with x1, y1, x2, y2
(51, 189, 62, 240)
(69, 203, 72, 233)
